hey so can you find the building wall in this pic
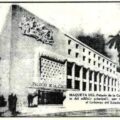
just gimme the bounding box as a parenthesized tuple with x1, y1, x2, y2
(0, 7, 12, 98)
(65, 34, 118, 91)
(65, 34, 117, 77)
(9, 5, 68, 106)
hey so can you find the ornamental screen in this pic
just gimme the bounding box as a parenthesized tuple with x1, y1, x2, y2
(40, 57, 66, 89)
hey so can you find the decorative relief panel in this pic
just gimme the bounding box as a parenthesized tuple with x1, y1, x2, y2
(19, 16, 54, 45)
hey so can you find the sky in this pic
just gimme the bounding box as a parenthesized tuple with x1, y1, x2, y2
(0, 3, 120, 63)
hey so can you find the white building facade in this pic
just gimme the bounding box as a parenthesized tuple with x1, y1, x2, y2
(0, 5, 119, 107)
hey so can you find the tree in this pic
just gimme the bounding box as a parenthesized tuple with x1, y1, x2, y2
(107, 32, 120, 65)
(77, 33, 109, 57)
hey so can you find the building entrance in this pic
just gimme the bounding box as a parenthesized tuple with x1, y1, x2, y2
(38, 90, 65, 104)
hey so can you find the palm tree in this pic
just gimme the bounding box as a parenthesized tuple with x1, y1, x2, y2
(107, 31, 120, 65)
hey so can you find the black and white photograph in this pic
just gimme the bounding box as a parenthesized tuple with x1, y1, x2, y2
(1, 1, 120, 117)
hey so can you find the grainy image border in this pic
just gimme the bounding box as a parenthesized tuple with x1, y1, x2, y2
(0, 1, 120, 118)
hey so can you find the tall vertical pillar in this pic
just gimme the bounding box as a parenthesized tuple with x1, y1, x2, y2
(101, 74, 104, 92)
(97, 72, 100, 91)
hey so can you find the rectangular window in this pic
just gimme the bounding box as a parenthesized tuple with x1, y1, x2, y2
(103, 59, 105, 62)
(115, 79, 117, 86)
(83, 56, 86, 61)
(76, 44, 79, 49)
(94, 54, 96, 58)
(108, 87, 110, 91)
(104, 86, 106, 91)
(83, 82, 86, 91)
(67, 62, 73, 75)
(89, 71, 92, 81)
(112, 88, 113, 91)
(75, 65, 80, 77)
(99, 85, 101, 91)
(67, 79, 72, 88)
(75, 80, 80, 89)
(98, 56, 100, 60)
(103, 66, 104, 69)
(99, 74, 102, 83)
(68, 49, 71, 55)
(89, 83, 92, 91)
(104, 76, 106, 84)
(88, 58, 91, 63)
(98, 63, 100, 67)
(94, 61, 96, 65)
(89, 51, 91, 55)
(75, 53, 79, 58)
(108, 77, 110, 85)
(83, 67, 87, 79)
(112, 78, 114, 85)
(94, 72, 98, 82)
(94, 84, 97, 91)
(83, 48, 85, 52)
(68, 40, 71, 45)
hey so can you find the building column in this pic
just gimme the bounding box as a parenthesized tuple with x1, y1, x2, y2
(104, 76, 107, 91)
(118, 79, 120, 92)
(80, 66, 83, 91)
(101, 74, 104, 92)
(97, 72, 100, 91)
(72, 63, 75, 89)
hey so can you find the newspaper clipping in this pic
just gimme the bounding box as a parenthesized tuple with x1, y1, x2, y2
(0, 2, 120, 117)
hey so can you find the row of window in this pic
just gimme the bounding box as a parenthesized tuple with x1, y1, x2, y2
(67, 79, 117, 91)
(68, 39, 116, 68)
(67, 57, 116, 74)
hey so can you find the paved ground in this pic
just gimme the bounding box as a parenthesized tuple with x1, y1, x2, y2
(1, 106, 120, 117)
(45, 108, 120, 117)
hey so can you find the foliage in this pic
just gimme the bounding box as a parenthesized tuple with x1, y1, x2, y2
(107, 32, 120, 65)
(107, 32, 120, 52)
(76, 33, 109, 57)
